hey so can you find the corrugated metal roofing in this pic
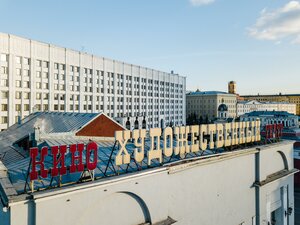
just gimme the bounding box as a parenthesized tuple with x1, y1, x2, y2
(0, 112, 100, 166)
(187, 91, 234, 96)
(244, 111, 295, 117)
(6, 137, 215, 194)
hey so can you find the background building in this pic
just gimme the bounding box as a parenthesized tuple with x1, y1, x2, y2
(186, 91, 237, 122)
(0, 33, 186, 130)
(240, 111, 299, 131)
(237, 100, 296, 117)
(242, 94, 300, 116)
(240, 111, 300, 149)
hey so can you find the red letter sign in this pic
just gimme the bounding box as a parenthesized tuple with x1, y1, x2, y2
(51, 145, 67, 177)
(69, 143, 84, 173)
(30, 146, 48, 180)
(86, 142, 98, 170)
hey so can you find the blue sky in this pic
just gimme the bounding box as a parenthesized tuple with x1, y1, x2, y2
(0, 0, 299, 94)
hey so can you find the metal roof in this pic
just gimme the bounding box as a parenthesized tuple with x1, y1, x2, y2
(187, 91, 235, 96)
(0, 112, 100, 166)
(242, 111, 296, 117)
(6, 137, 216, 195)
(242, 94, 300, 97)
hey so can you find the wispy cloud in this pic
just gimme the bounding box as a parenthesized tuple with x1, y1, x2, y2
(189, 0, 215, 7)
(248, 1, 300, 44)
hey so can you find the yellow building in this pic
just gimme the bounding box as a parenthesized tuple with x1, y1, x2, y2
(242, 94, 300, 115)
(186, 91, 237, 122)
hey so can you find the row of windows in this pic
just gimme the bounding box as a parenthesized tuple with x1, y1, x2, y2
(1, 58, 184, 91)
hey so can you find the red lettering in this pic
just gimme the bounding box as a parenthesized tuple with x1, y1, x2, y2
(276, 123, 283, 138)
(30, 146, 48, 180)
(69, 143, 84, 173)
(86, 142, 98, 170)
(51, 145, 67, 177)
(266, 124, 272, 139)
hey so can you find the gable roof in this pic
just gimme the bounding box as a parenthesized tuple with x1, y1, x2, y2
(0, 112, 100, 166)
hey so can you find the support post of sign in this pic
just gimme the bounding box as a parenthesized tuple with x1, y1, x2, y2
(104, 141, 117, 176)
(30, 180, 34, 193)
(24, 157, 32, 193)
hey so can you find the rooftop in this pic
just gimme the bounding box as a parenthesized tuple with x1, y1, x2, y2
(187, 91, 236, 96)
(0, 112, 109, 166)
(242, 111, 297, 117)
(242, 94, 300, 97)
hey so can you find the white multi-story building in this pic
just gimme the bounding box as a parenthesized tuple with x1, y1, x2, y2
(237, 100, 296, 117)
(0, 33, 186, 130)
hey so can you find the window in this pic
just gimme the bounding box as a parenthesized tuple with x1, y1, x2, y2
(54, 63, 59, 69)
(36, 93, 42, 99)
(36, 60, 42, 67)
(1, 91, 8, 99)
(23, 93, 30, 99)
(54, 73, 59, 80)
(43, 105, 48, 111)
(1, 116, 8, 124)
(43, 93, 49, 100)
(54, 105, 58, 110)
(24, 70, 29, 76)
(1, 66, 8, 74)
(43, 72, 48, 78)
(15, 104, 21, 111)
(24, 104, 29, 111)
(36, 104, 41, 111)
(43, 61, 49, 68)
(43, 83, 48, 89)
(60, 105, 65, 110)
(36, 82, 41, 89)
(15, 91, 21, 99)
(16, 80, 21, 87)
(16, 68, 21, 75)
(23, 81, 30, 88)
(36, 71, 41, 78)
(16, 56, 21, 64)
(1, 104, 8, 111)
(1, 54, 8, 62)
(24, 58, 30, 65)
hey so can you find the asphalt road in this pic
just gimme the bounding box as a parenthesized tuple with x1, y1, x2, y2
(295, 188, 300, 225)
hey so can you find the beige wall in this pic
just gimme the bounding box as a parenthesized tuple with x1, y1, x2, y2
(3, 141, 295, 225)
(186, 93, 237, 121)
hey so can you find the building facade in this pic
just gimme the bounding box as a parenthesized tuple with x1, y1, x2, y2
(0, 33, 186, 130)
(240, 111, 299, 129)
(186, 91, 237, 121)
(237, 100, 296, 117)
(242, 94, 300, 116)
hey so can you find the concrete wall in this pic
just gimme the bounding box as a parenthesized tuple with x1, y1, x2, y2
(3, 142, 295, 225)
